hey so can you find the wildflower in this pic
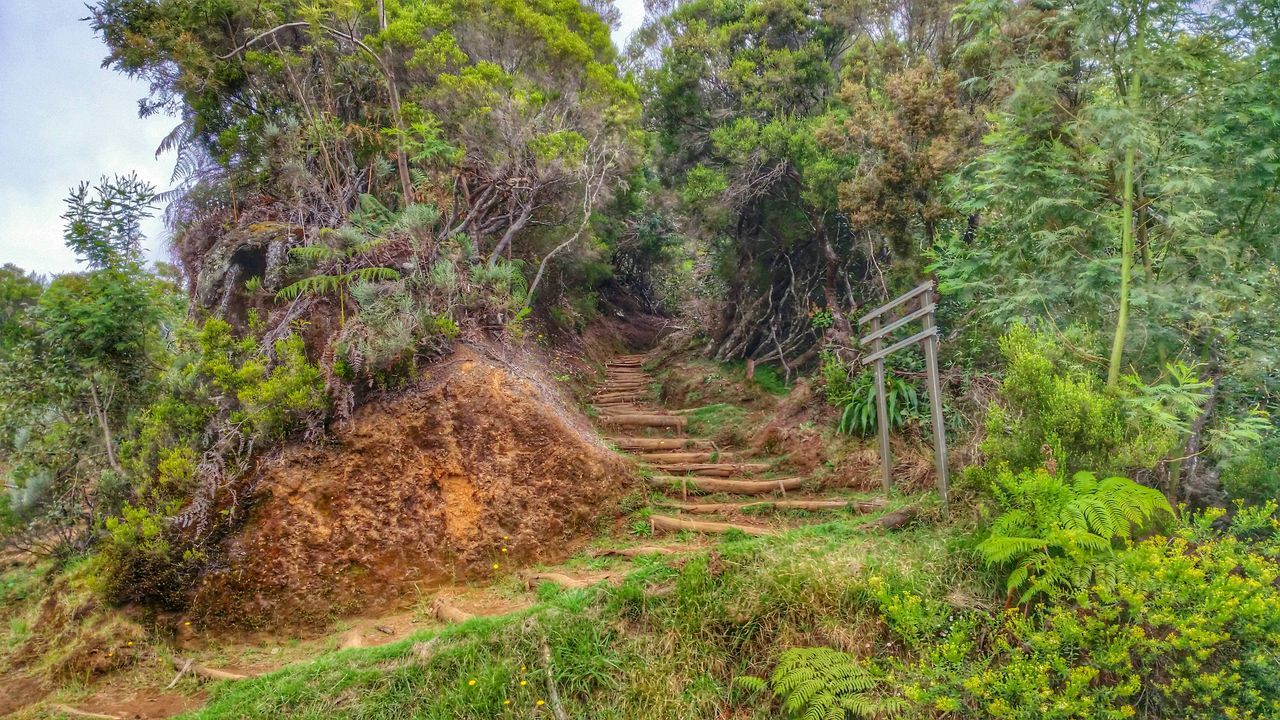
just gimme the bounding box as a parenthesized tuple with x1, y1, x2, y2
(537, 700, 545, 706)
(504, 700, 510, 705)
(520, 665, 526, 672)
(468, 679, 476, 686)
(520, 679, 527, 686)
(501, 547, 508, 553)
(493, 563, 500, 570)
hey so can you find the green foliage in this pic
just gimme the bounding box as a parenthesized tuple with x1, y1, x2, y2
(750, 364, 790, 396)
(978, 326, 1182, 478)
(232, 334, 327, 441)
(901, 514, 1280, 719)
(1221, 436, 1280, 507)
(977, 468, 1174, 604)
(96, 501, 198, 607)
(61, 172, 155, 270)
(736, 647, 904, 719)
(822, 352, 921, 436)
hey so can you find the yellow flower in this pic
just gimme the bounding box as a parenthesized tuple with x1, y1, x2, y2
(520, 666, 526, 672)
(520, 680, 527, 686)
(537, 700, 545, 706)
(493, 563, 500, 570)
(504, 700, 510, 705)
(501, 548, 508, 553)
(468, 679, 476, 686)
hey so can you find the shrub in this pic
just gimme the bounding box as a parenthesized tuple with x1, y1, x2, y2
(96, 502, 198, 606)
(822, 351, 921, 436)
(1221, 436, 1280, 507)
(900, 514, 1280, 719)
(233, 334, 327, 440)
(978, 325, 1178, 479)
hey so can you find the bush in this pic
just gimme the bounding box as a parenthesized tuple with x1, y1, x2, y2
(232, 334, 327, 440)
(978, 325, 1177, 479)
(1221, 436, 1280, 506)
(96, 502, 199, 607)
(821, 351, 921, 436)
(897, 513, 1280, 719)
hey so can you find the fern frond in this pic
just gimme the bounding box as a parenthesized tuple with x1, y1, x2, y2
(977, 535, 1048, 565)
(289, 245, 343, 264)
(346, 267, 402, 285)
(276, 274, 341, 301)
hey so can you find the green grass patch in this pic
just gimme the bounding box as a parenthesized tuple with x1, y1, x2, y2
(683, 403, 749, 443)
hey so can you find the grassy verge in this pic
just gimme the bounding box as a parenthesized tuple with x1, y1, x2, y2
(180, 513, 975, 719)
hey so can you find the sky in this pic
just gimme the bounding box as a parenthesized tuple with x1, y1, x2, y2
(0, 0, 647, 277)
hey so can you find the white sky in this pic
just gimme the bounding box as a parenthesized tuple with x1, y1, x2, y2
(0, 0, 647, 276)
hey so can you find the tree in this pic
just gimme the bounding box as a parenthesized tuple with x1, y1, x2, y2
(62, 172, 156, 269)
(636, 0, 974, 366)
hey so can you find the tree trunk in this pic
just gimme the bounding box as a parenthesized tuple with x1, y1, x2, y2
(88, 378, 124, 476)
(1107, 3, 1146, 388)
(376, 1, 413, 206)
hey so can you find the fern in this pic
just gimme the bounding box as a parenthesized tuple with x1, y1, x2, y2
(735, 648, 903, 719)
(977, 468, 1173, 604)
(274, 228, 401, 325)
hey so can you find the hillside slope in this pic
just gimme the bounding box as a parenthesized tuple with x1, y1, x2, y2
(189, 342, 633, 628)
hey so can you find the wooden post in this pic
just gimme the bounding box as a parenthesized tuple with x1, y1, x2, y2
(857, 280, 949, 513)
(920, 288, 949, 510)
(870, 317, 893, 493)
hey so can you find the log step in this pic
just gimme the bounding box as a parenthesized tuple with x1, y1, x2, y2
(588, 545, 685, 558)
(603, 414, 687, 429)
(655, 498, 886, 514)
(610, 437, 714, 451)
(649, 462, 770, 477)
(649, 514, 773, 536)
(636, 451, 735, 463)
(646, 475, 804, 495)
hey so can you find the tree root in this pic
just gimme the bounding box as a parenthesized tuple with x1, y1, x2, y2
(170, 657, 248, 682)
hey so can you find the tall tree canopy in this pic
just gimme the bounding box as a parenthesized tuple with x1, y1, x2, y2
(91, 0, 641, 300)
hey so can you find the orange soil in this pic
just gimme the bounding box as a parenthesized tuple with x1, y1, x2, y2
(188, 342, 634, 629)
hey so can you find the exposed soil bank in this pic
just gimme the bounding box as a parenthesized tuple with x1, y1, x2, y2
(189, 342, 633, 628)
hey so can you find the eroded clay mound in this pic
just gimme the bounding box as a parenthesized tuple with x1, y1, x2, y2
(189, 344, 631, 628)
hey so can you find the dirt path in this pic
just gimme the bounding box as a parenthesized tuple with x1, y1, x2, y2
(25, 351, 882, 720)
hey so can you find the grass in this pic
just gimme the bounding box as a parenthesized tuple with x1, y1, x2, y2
(683, 404, 750, 443)
(168, 511, 978, 719)
(747, 364, 790, 396)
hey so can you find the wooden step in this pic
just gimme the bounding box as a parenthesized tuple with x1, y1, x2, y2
(649, 514, 773, 536)
(636, 451, 735, 463)
(595, 388, 647, 395)
(603, 414, 688, 430)
(654, 498, 885, 514)
(649, 462, 770, 477)
(588, 545, 685, 558)
(646, 475, 804, 495)
(609, 437, 714, 451)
